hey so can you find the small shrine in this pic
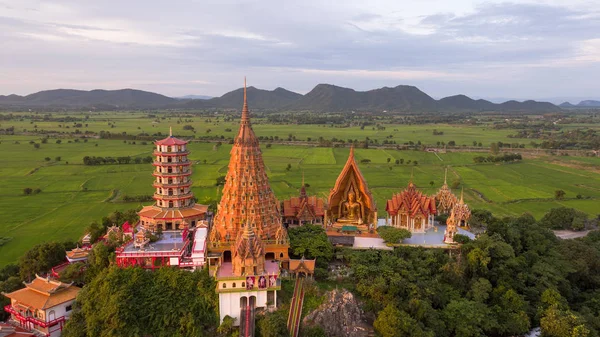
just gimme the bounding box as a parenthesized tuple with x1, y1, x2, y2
(281, 174, 325, 227)
(385, 181, 437, 233)
(435, 168, 458, 214)
(325, 147, 377, 232)
(443, 208, 458, 244)
(453, 189, 472, 228)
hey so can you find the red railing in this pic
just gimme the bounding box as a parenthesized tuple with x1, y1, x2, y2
(4, 305, 65, 328)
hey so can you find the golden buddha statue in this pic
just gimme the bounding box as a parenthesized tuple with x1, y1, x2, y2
(338, 192, 364, 224)
(325, 147, 377, 232)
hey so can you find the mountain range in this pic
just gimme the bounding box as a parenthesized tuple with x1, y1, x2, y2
(559, 100, 600, 108)
(0, 84, 564, 112)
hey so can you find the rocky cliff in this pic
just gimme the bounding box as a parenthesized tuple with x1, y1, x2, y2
(302, 288, 374, 337)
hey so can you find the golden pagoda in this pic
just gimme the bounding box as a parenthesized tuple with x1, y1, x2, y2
(435, 168, 458, 214)
(453, 189, 471, 228)
(209, 79, 289, 264)
(444, 207, 458, 244)
(326, 146, 377, 232)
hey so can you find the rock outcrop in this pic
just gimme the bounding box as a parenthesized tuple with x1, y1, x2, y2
(302, 288, 374, 337)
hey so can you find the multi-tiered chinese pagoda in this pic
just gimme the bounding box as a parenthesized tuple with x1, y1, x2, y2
(115, 129, 208, 269)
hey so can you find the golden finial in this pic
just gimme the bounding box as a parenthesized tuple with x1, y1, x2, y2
(241, 77, 249, 122)
(169, 126, 172, 137)
(460, 187, 464, 204)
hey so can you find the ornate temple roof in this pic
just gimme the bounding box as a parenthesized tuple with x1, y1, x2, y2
(452, 189, 471, 222)
(138, 204, 208, 220)
(435, 168, 458, 214)
(386, 181, 437, 217)
(155, 127, 188, 146)
(233, 224, 264, 261)
(327, 147, 375, 212)
(3, 275, 80, 310)
(211, 79, 285, 242)
(282, 196, 325, 218)
(282, 174, 325, 219)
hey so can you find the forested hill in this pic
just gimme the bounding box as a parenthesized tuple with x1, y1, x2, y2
(0, 89, 176, 109)
(182, 86, 302, 110)
(0, 84, 560, 112)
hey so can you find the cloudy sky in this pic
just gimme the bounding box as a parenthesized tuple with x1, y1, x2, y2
(1, 0, 599, 101)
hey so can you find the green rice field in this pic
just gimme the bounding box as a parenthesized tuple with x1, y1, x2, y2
(0, 115, 599, 266)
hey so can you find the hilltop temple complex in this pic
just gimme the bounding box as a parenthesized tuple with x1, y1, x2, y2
(325, 147, 377, 232)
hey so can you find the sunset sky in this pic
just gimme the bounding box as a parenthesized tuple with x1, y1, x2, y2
(1, 0, 599, 102)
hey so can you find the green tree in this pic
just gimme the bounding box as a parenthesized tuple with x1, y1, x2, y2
(288, 225, 333, 261)
(490, 142, 499, 154)
(19, 241, 75, 281)
(377, 227, 412, 244)
(443, 299, 494, 337)
(555, 189, 566, 200)
(374, 305, 432, 337)
(256, 310, 288, 337)
(63, 267, 218, 337)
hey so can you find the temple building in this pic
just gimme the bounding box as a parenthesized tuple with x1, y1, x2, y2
(452, 189, 472, 228)
(444, 208, 458, 244)
(115, 130, 208, 270)
(281, 174, 325, 227)
(208, 80, 287, 327)
(2, 275, 80, 337)
(435, 168, 458, 214)
(325, 147, 377, 232)
(139, 129, 207, 231)
(385, 181, 437, 233)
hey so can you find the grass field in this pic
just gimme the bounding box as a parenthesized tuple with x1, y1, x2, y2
(1, 115, 600, 266)
(1, 111, 526, 147)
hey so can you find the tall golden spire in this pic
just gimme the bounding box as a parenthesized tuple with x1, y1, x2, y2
(241, 77, 249, 123)
(460, 187, 465, 204)
(169, 126, 172, 137)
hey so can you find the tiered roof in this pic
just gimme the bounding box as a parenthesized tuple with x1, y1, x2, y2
(210, 79, 285, 242)
(453, 189, 471, 225)
(435, 168, 458, 214)
(3, 276, 80, 310)
(386, 181, 437, 217)
(155, 127, 188, 146)
(138, 204, 208, 221)
(232, 225, 265, 276)
(282, 174, 325, 220)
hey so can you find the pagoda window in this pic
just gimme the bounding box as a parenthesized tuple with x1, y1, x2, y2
(169, 201, 174, 208)
(168, 178, 173, 184)
(168, 167, 173, 173)
(242, 282, 245, 287)
(167, 157, 172, 163)
(222, 283, 226, 289)
(232, 282, 236, 288)
(168, 146, 172, 152)
(168, 189, 173, 196)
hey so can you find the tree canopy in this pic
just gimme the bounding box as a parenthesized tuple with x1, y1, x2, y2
(62, 266, 218, 337)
